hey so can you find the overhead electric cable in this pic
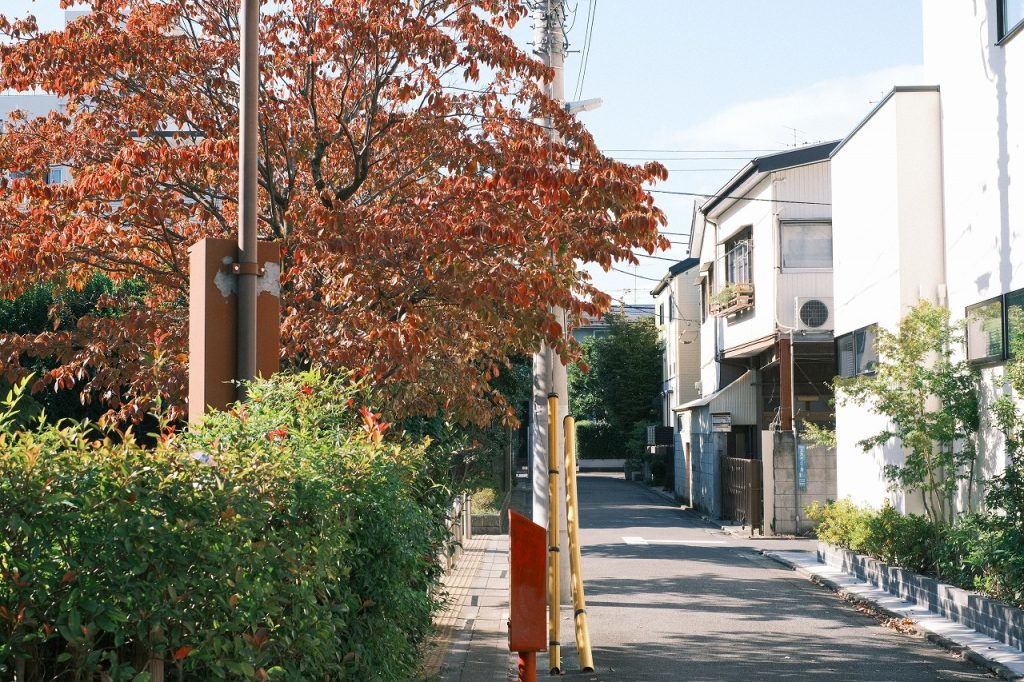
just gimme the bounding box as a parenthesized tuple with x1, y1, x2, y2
(610, 266, 663, 282)
(648, 188, 831, 206)
(572, 0, 595, 101)
(604, 147, 782, 153)
(632, 252, 685, 263)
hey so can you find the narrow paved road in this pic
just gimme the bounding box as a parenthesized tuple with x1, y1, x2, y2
(543, 474, 993, 681)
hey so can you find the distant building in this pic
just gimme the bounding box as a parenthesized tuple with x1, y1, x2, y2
(571, 303, 654, 342)
(651, 258, 701, 500)
(682, 142, 839, 531)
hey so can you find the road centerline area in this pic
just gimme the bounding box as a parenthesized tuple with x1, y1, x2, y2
(547, 474, 996, 681)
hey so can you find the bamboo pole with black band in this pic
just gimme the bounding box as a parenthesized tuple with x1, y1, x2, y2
(563, 415, 594, 671)
(546, 392, 561, 674)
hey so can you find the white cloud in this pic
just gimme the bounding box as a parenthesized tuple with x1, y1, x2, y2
(671, 64, 926, 150)
(588, 64, 928, 298)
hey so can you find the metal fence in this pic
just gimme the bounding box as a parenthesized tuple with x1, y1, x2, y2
(720, 456, 763, 531)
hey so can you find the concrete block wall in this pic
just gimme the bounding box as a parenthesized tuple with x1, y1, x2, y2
(690, 432, 722, 518)
(771, 433, 837, 534)
(819, 543, 1024, 651)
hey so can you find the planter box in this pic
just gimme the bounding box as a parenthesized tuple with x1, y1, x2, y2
(818, 542, 1024, 651)
(471, 489, 512, 534)
(578, 458, 626, 471)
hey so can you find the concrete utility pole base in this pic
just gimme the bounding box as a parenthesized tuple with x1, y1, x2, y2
(188, 237, 281, 423)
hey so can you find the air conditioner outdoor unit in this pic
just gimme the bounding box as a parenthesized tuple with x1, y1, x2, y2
(794, 296, 834, 332)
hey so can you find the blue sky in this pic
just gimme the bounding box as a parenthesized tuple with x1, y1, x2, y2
(5, 0, 924, 303)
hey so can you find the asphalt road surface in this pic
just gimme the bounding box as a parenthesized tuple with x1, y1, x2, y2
(541, 474, 994, 681)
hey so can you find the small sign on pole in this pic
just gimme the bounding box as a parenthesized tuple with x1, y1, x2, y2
(797, 444, 808, 490)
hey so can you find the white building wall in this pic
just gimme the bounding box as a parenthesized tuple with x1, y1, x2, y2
(925, 2, 1024, 317)
(831, 88, 945, 513)
(714, 179, 777, 353)
(671, 267, 702, 406)
(773, 162, 834, 330)
(924, 2, 1022, 492)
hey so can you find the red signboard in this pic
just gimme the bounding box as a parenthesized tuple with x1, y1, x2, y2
(508, 510, 547, 652)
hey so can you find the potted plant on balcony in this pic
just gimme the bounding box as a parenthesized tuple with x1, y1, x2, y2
(710, 283, 754, 316)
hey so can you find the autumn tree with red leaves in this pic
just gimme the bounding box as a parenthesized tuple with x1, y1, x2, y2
(0, 0, 667, 424)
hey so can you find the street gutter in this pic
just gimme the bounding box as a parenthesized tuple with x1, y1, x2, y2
(762, 549, 1024, 681)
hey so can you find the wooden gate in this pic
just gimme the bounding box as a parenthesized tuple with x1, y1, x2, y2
(720, 456, 763, 531)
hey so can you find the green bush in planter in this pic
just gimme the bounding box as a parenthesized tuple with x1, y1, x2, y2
(862, 503, 938, 574)
(804, 498, 875, 552)
(0, 371, 448, 680)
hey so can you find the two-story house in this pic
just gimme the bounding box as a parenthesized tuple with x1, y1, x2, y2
(651, 258, 700, 501)
(831, 0, 1024, 515)
(680, 142, 839, 532)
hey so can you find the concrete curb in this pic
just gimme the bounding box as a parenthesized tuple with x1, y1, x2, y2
(762, 549, 1024, 681)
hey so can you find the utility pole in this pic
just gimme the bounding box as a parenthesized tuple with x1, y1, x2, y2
(530, 0, 572, 608)
(236, 0, 259, 398)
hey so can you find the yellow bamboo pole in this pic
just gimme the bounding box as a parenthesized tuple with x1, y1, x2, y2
(547, 393, 561, 674)
(563, 415, 594, 672)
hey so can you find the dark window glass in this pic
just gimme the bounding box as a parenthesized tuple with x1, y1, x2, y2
(966, 298, 1005, 362)
(1006, 289, 1024, 357)
(659, 303, 664, 325)
(855, 326, 878, 375)
(837, 334, 856, 378)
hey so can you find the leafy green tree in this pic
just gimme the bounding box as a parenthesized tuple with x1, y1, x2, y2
(984, 306, 1024, 604)
(836, 301, 980, 524)
(569, 313, 662, 447)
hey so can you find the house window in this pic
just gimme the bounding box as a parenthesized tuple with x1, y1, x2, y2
(659, 303, 665, 326)
(966, 297, 1004, 363)
(47, 167, 63, 185)
(1005, 289, 1024, 357)
(836, 324, 877, 378)
(781, 222, 832, 270)
(999, 0, 1024, 39)
(724, 228, 752, 285)
(669, 294, 675, 322)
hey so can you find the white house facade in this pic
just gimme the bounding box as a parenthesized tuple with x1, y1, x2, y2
(651, 258, 700, 500)
(681, 143, 839, 532)
(831, 0, 1024, 514)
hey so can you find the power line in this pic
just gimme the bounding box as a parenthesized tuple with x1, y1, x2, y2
(604, 147, 782, 153)
(648, 188, 831, 207)
(572, 0, 596, 101)
(610, 266, 663, 283)
(610, 156, 752, 161)
(662, 168, 743, 172)
(633, 252, 684, 262)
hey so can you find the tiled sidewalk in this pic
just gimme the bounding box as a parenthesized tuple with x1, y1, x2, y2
(423, 535, 516, 682)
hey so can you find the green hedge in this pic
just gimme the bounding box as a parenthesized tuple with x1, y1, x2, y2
(0, 371, 448, 680)
(574, 420, 625, 459)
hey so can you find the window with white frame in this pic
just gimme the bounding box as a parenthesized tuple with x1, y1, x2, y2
(47, 167, 64, 185)
(836, 324, 878, 378)
(781, 222, 832, 270)
(1000, 0, 1024, 39)
(724, 228, 751, 285)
